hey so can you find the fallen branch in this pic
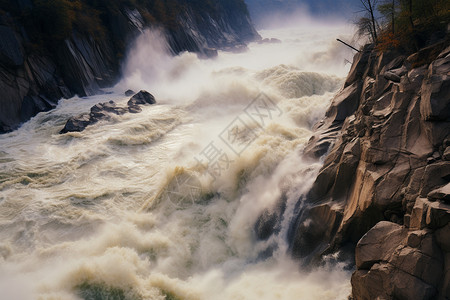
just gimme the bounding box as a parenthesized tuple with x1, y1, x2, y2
(337, 39, 361, 52)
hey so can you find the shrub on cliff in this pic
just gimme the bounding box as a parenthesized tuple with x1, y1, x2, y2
(357, 0, 450, 53)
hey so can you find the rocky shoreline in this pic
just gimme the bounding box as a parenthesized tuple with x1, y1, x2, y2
(290, 38, 450, 299)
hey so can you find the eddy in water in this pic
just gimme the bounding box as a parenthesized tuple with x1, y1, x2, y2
(0, 20, 356, 299)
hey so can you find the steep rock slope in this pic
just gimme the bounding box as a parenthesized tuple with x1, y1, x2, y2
(291, 38, 450, 299)
(0, 0, 259, 133)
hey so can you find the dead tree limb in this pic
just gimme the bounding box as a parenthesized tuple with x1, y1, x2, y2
(336, 39, 361, 52)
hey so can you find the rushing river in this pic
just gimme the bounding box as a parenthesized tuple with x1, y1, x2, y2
(0, 21, 355, 300)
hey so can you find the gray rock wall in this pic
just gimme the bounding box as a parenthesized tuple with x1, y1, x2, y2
(289, 40, 450, 299)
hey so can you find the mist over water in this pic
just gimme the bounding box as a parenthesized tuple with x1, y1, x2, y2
(0, 20, 355, 299)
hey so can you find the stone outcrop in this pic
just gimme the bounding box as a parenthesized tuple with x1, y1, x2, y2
(60, 90, 156, 134)
(284, 39, 450, 299)
(0, 1, 259, 133)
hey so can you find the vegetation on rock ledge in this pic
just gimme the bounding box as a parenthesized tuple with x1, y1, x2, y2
(357, 0, 449, 53)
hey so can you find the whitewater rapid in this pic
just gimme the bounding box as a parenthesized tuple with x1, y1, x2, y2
(0, 22, 356, 299)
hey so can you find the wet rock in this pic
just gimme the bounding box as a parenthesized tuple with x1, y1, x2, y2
(124, 89, 135, 96)
(290, 203, 343, 261)
(60, 113, 91, 134)
(127, 90, 156, 106)
(255, 196, 286, 241)
(258, 38, 282, 44)
(90, 101, 127, 119)
(126, 90, 156, 114)
(61, 93, 156, 133)
(128, 105, 142, 114)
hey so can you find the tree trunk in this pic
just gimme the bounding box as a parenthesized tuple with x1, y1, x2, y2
(368, 0, 378, 42)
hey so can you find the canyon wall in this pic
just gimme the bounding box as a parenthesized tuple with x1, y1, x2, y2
(291, 38, 449, 299)
(0, 0, 259, 133)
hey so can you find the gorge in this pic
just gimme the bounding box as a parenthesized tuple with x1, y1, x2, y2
(0, 1, 449, 300)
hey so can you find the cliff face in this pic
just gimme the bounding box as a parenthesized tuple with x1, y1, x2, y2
(290, 39, 450, 299)
(0, 0, 259, 133)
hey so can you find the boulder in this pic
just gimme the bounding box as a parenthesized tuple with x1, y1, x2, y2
(428, 183, 450, 203)
(127, 90, 156, 106)
(59, 113, 91, 134)
(60, 93, 156, 133)
(90, 101, 126, 119)
(127, 90, 156, 114)
(124, 89, 135, 96)
(355, 221, 407, 269)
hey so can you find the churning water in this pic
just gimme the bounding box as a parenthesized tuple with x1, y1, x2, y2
(0, 21, 356, 299)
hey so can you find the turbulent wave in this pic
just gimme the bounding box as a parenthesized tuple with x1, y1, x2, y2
(0, 22, 355, 299)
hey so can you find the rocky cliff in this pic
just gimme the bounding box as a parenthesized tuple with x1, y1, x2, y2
(0, 0, 259, 133)
(288, 38, 450, 299)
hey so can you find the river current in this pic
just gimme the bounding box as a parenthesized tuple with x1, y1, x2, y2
(0, 22, 355, 299)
